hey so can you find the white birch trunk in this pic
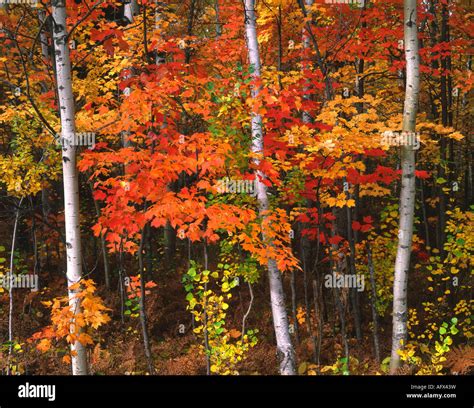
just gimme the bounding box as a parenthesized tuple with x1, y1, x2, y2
(52, 0, 88, 375)
(124, 0, 139, 24)
(244, 0, 296, 375)
(390, 0, 420, 374)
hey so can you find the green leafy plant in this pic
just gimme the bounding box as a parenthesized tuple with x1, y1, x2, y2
(183, 261, 258, 375)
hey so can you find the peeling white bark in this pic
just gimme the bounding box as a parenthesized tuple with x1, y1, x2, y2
(244, 0, 296, 375)
(52, 1, 88, 375)
(390, 0, 420, 374)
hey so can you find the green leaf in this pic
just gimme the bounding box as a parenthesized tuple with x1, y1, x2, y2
(451, 317, 458, 325)
(186, 293, 194, 302)
(439, 327, 447, 335)
(189, 298, 197, 309)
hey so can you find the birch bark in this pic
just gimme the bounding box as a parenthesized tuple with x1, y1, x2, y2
(390, 0, 420, 374)
(52, 0, 88, 375)
(244, 0, 296, 375)
(124, 0, 139, 24)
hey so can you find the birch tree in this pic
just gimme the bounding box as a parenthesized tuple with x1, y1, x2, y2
(243, 0, 296, 375)
(124, 0, 139, 24)
(390, 0, 420, 374)
(52, 0, 88, 375)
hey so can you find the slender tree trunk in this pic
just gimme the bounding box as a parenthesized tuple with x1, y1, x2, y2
(290, 270, 300, 345)
(366, 241, 380, 364)
(215, 0, 222, 38)
(52, 1, 88, 375)
(302, 0, 314, 122)
(7, 197, 23, 375)
(300, 240, 312, 335)
(163, 220, 176, 265)
(38, 10, 50, 62)
(438, 2, 453, 259)
(118, 242, 125, 325)
(202, 238, 211, 375)
(30, 197, 39, 278)
(390, 0, 420, 374)
(244, 0, 296, 375)
(41, 187, 51, 270)
(327, 218, 350, 368)
(38, 10, 51, 272)
(300, 0, 315, 336)
(419, 179, 430, 249)
(345, 180, 362, 341)
(312, 278, 323, 367)
(153, 3, 177, 264)
(138, 225, 154, 374)
(185, 0, 196, 64)
(90, 184, 110, 289)
(241, 282, 254, 342)
(350, 0, 368, 343)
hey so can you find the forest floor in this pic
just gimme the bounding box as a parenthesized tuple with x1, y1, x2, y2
(2, 260, 397, 376)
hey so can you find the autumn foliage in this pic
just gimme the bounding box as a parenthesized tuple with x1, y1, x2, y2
(0, 0, 472, 376)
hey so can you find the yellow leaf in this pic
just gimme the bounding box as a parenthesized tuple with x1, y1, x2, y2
(37, 339, 52, 353)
